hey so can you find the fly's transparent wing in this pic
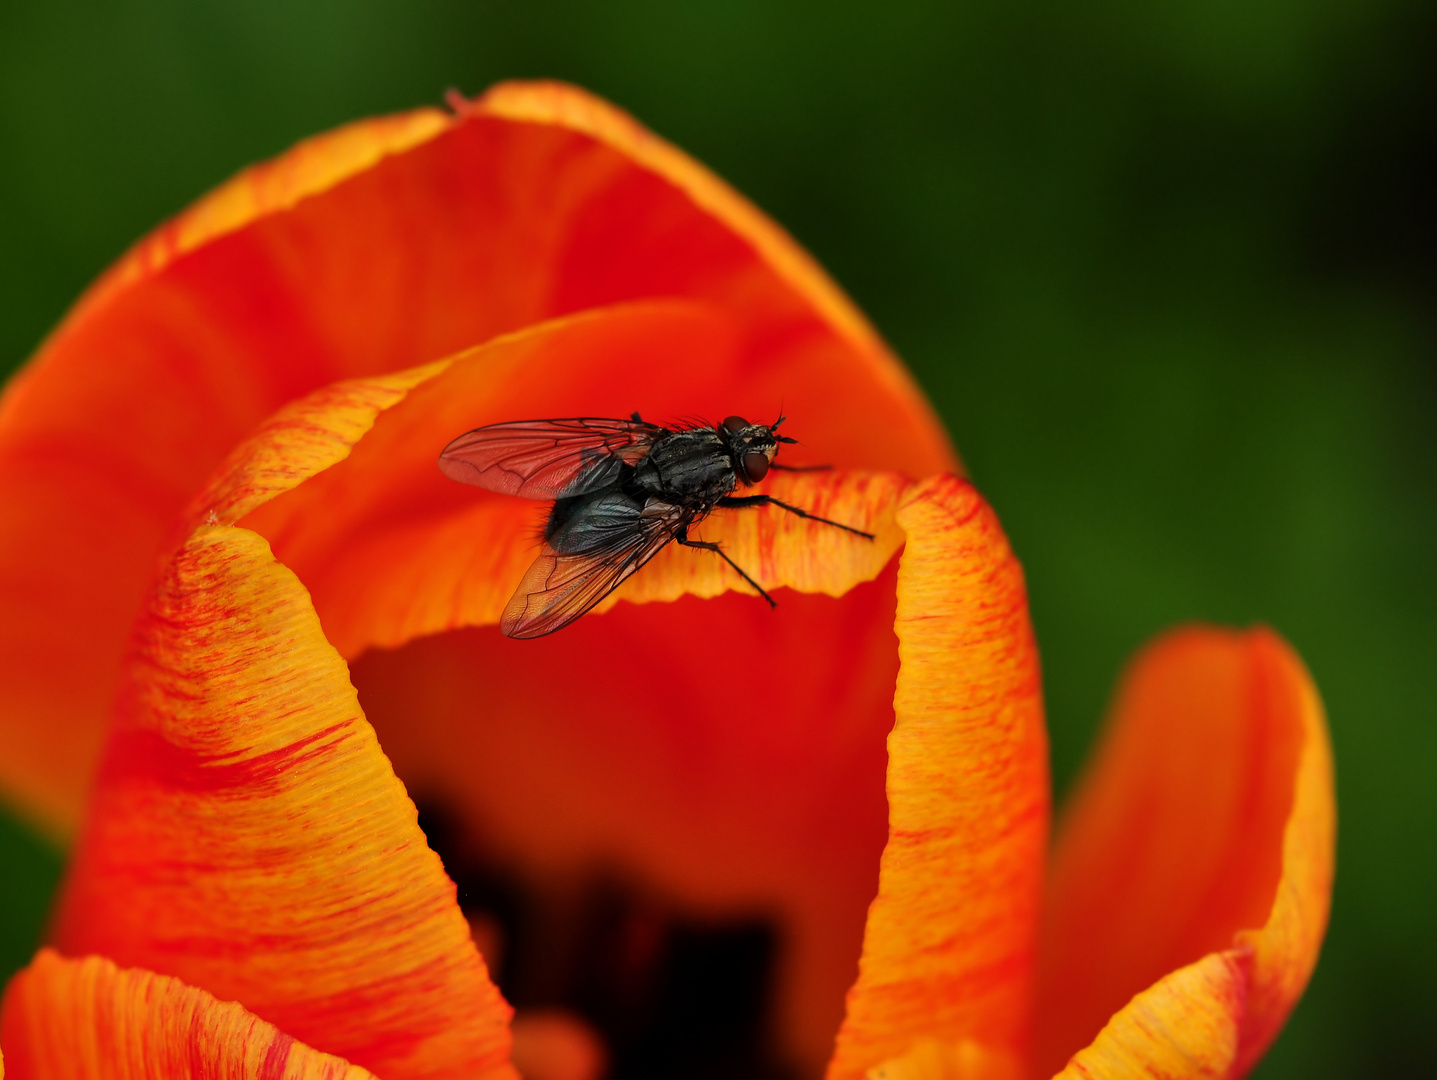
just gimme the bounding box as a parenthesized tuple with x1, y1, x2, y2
(439, 417, 664, 500)
(501, 493, 689, 638)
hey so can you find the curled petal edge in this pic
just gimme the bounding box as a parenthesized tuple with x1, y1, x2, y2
(1051, 630, 1334, 1079)
(827, 475, 1049, 1079)
(61, 79, 890, 374)
(1, 949, 376, 1079)
(50, 354, 518, 1078)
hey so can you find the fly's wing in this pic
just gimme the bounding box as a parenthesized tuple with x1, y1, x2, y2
(439, 417, 665, 500)
(501, 494, 687, 639)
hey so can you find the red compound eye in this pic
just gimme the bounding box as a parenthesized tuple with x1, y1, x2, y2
(742, 451, 769, 482)
(722, 415, 749, 434)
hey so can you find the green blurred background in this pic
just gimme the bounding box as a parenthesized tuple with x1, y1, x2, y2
(1, 1, 1432, 1073)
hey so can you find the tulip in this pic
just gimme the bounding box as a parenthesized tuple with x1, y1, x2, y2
(0, 83, 1332, 1079)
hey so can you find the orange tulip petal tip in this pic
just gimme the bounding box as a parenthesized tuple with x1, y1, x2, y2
(1039, 625, 1334, 1079)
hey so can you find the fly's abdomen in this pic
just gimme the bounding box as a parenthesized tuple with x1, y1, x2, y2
(546, 490, 647, 554)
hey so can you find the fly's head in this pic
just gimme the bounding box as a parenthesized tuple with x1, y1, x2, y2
(719, 414, 796, 485)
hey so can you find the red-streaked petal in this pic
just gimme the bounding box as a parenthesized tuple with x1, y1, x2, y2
(0, 80, 954, 837)
(826, 475, 1050, 1079)
(1, 949, 376, 1079)
(49, 479, 514, 1076)
(1038, 627, 1334, 1078)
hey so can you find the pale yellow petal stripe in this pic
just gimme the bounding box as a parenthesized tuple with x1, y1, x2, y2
(1231, 635, 1335, 1074)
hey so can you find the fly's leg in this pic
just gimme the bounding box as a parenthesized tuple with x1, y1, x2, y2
(716, 494, 875, 539)
(675, 529, 777, 608)
(768, 463, 832, 472)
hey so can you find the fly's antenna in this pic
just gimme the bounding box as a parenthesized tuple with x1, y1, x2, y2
(771, 413, 798, 443)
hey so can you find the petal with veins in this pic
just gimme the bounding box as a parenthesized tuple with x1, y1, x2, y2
(828, 475, 1049, 1079)
(49, 515, 514, 1079)
(2, 950, 379, 1080)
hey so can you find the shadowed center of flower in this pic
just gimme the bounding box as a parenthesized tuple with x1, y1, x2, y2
(345, 567, 903, 1079)
(419, 800, 785, 1079)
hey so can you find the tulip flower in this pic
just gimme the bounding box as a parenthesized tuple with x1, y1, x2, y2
(0, 82, 1332, 1079)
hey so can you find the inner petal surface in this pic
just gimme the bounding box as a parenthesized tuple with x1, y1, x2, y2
(351, 569, 900, 1075)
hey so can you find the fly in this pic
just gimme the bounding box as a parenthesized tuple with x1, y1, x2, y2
(438, 413, 874, 638)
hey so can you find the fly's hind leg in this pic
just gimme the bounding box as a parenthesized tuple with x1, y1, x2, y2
(716, 494, 875, 539)
(675, 529, 776, 608)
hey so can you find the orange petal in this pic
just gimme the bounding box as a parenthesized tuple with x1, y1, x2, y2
(1037, 627, 1334, 1078)
(0, 80, 954, 837)
(48, 352, 515, 1080)
(1, 949, 375, 1079)
(826, 475, 1050, 1079)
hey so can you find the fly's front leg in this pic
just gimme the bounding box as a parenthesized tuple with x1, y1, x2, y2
(674, 527, 776, 607)
(717, 494, 875, 539)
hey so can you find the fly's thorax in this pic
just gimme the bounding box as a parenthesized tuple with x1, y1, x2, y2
(635, 428, 738, 502)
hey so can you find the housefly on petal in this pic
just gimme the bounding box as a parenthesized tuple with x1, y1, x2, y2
(438, 413, 874, 638)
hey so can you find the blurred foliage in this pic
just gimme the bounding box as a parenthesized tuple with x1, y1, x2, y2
(0, 812, 60, 982)
(1, 1, 1434, 1074)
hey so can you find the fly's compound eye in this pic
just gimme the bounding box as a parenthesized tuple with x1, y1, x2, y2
(722, 415, 749, 434)
(742, 450, 770, 483)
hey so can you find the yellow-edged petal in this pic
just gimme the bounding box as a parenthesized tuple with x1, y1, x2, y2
(827, 475, 1049, 1078)
(1, 949, 375, 1079)
(49, 357, 514, 1079)
(1041, 627, 1334, 1078)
